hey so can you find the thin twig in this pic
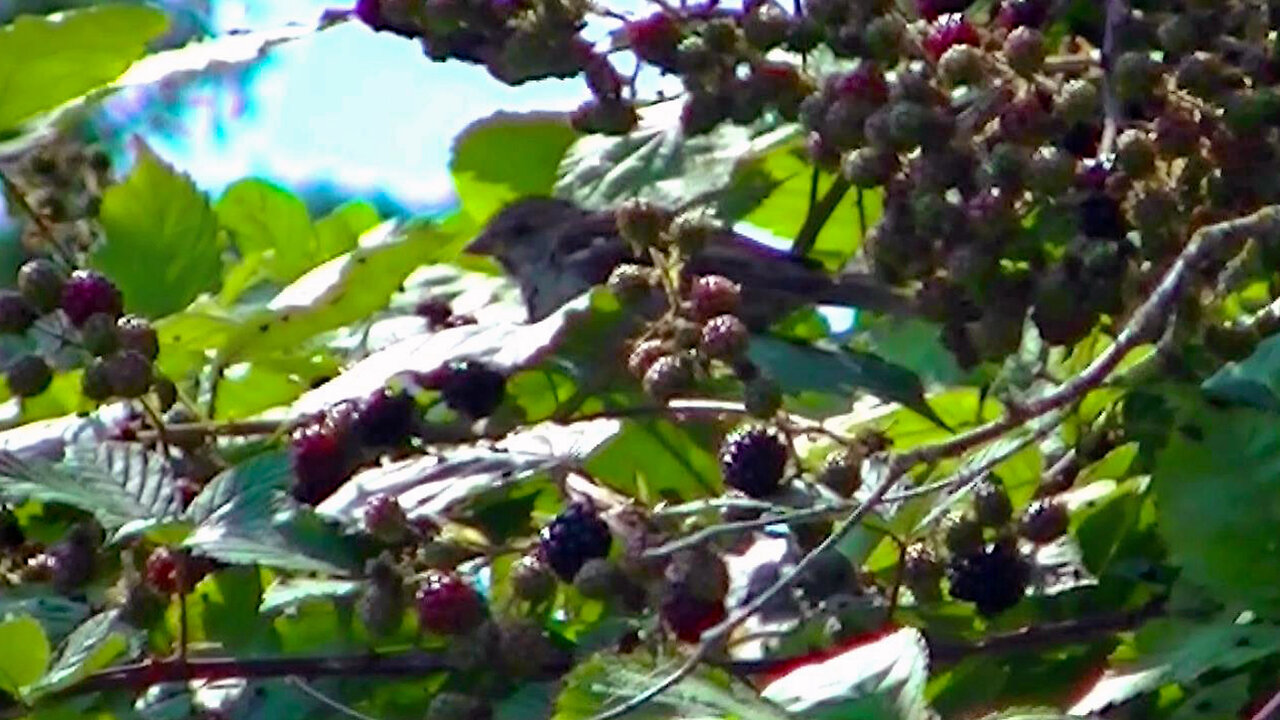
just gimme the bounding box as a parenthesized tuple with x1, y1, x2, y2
(1252, 686, 1280, 720)
(793, 177, 852, 258)
(1097, 0, 1127, 158)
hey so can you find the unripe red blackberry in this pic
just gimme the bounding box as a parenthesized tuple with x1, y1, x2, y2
(115, 315, 158, 362)
(816, 447, 861, 496)
(354, 388, 416, 446)
(626, 12, 682, 70)
(145, 547, 210, 595)
(743, 375, 782, 418)
(661, 588, 725, 642)
(832, 63, 889, 106)
(363, 494, 411, 544)
(902, 542, 943, 601)
(17, 258, 65, 313)
(1115, 129, 1156, 178)
(7, 354, 51, 397)
(426, 359, 507, 419)
(681, 91, 730, 136)
(359, 555, 407, 638)
(60, 270, 122, 326)
(665, 547, 729, 603)
(538, 502, 612, 581)
(0, 291, 36, 335)
(700, 314, 749, 360)
(415, 569, 485, 635)
(627, 339, 669, 378)
(616, 200, 669, 251)
(1028, 145, 1077, 196)
(570, 99, 638, 136)
(642, 353, 696, 402)
(938, 45, 983, 87)
(290, 420, 355, 505)
(510, 555, 557, 603)
(923, 13, 979, 61)
(105, 350, 153, 399)
(973, 476, 1013, 527)
(606, 263, 655, 302)
(80, 358, 112, 401)
(79, 313, 118, 357)
(1019, 498, 1069, 543)
(997, 0, 1047, 28)
(1004, 26, 1045, 76)
(942, 511, 984, 555)
(720, 425, 788, 498)
(1055, 79, 1100, 126)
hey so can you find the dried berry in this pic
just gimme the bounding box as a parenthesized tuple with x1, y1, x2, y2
(973, 476, 1013, 527)
(816, 448, 861, 496)
(942, 512, 984, 556)
(902, 542, 943, 601)
(359, 554, 406, 638)
(606, 263, 655, 302)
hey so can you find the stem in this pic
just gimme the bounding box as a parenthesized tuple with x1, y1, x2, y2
(793, 177, 851, 258)
(1097, 0, 1126, 158)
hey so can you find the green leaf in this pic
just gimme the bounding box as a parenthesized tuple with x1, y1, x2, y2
(760, 627, 931, 720)
(216, 179, 317, 283)
(214, 354, 335, 421)
(92, 141, 221, 317)
(27, 611, 134, 698)
(555, 653, 789, 720)
(1201, 332, 1280, 411)
(0, 595, 90, 642)
(1152, 402, 1280, 612)
(1171, 675, 1251, 720)
(585, 417, 722, 502)
(451, 111, 579, 222)
(0, 4, 168, 132)
(184, 452, 294, 526)
(185, 498, 366, 575)
(0, 615, 49, 696)
(556, 98, 796, 212)
(260, 578, 362, 614)
(313, 200, 381, 258)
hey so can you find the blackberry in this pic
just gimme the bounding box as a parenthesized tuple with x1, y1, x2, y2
(7, 354, 51, 398)
(606, 264, 654, 302)
(669, 212, 716, 255)
(151, 375, 177, 412)
(424, 360, 507, 419)
(1004, 27, 1045, 76)
(842, 147, 898, 188)
(1056, 79, 1100, 126)
(1111, 52, 1161, 104)
(924, 13, 979, 61)
(497, 619, 573, 680)
(570, 99, 639, 136)
(681, 92, 730, 136)
(915, 0, 969, 21)
(902, 543, 943, 601)
(816, 448, 861, 496)
(719, 426, 788, 498)
(796, 549, 856, 603)
(17, 259, 65, 313)
(1028, 146, 1077, 196)
(938, 45, 984, 87)
(354, 388, 416, 446)
(81, 358, 112, 401)
(665, 547, 729, 603)
(742, 1, 790, 49)
(972, 476, 1013, 526)
(627, 339, 669, 378)
(942, 512, 984, 555)
(79, 313, 118, 356)
(997, 0, 1048, 28)
(946, 537, 1029, 616)
(573, 558, 624, 600)
(415, 570, 485, 635)
(616, 199, 669, 250)
(363, 494, 411, 544)
(60, 270, 122, 326)
(1019, 498, 1069, 543)
(290, 419, 355, 505)
(661, 588, 725, 642)
(690, 275, 741, 320)
(862, 15, 904, 63)
(642, 353, 695, 402)
(743, 375, 782, 418)
(510, 555, 557, 603)
(626, 13, 682, 70)
(144, 547, 210, 595)
(115, 315, 159, 361)
(0, 291, 37, 334)
(700, 314, 749, 359)
(1115, 129, 1156, 178)
(359, 554, 406, 638)
(1079, 192, 1126, 239)
(106, 350, 153, 399)
(538, 503, 612, 581)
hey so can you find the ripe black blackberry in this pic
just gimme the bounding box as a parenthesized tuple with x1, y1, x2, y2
(538, 502, 612, 581)
(354, 388, 416, 446)
(60, 270, 122, 326)
(946, 536, 1030, 616)
(7, 354, 51, 398)
(415, 569, 486, 635)
(17, 259, 65, 313)
(719, 426, 788, 498)
(0, 291, 37, 334)
(0, 507, 24, 549)
(420, 360, 506, 419)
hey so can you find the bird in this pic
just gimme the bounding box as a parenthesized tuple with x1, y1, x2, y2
(464, 196, 917, 328)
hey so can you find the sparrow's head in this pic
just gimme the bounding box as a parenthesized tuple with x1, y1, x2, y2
(465, 196, 587, 265)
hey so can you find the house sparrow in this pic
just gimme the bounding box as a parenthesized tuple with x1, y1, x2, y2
(465, 196, 917, 327)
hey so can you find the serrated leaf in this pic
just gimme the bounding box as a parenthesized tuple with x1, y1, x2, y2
(27, 610, 135, 698)
(260, 578, 362, 614)
(451, 111, 579, 223)
(1151, 402, 1280, 612)
(185, 498, 366, 575)
(216, 179, 318, 284)
(555, 653, 789, 720)
(0, 4, 168, 133)
(556, 98, 796, 212)
(0, 441, 180, 531)
(92, 141, 221, 317)
(0, 615, 49, 695)
(184, 452, 294, 526)
(1201, 332, 1280, 411)
(585, 417, 721, 502)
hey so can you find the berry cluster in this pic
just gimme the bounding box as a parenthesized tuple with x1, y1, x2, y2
(290, 387, 417, 504)
(7, 135, 113, 257)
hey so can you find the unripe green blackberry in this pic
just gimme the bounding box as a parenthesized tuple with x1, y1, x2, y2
(1175, 52, 1227, 100)
(7, 354, 51, 397)
(902, 542, 943, 602)
(1003, 26, 1045, 76)
(106, 350, 153, 399)
(1115, 129, 1156, 178)
(720, 425, 788, 498)
(1111, 52, 1161, 104)
(627, 339, 670, 378)
(862, 15, 903, 63)
(669, 211, 716, 255)
(1019, 498, 1069, 543)
(743, 375, 782, 418)
(570, 99, 639, 136)
(841, 146, 898, 188)
(700, 314, 749, 359)
(816, 448, 861, 496)
(786, 16, 822, 52)
(497, 618, 573, 680)
(1028, 145, 1077, 196)
(79, 313, 118, 356)
(17, 259, 65, 313)
(116, 315, 158, 361)
(642, 353, 696, 402)
(81, 358, 112, 401)
(1055, 79, 1100, 126)
(937, 44, 984, 87)
(616, 199, 669, 251)
(607, 263, 655, 302)
(510, 555, 557, 603)
(942, 511, 983, 555)
(972, 476, 1013, 526)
